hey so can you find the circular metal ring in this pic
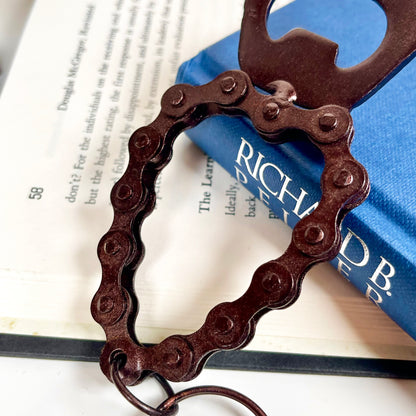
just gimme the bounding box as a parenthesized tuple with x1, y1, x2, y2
(110, 357, 179, 416)
(157, 385, 267, 416)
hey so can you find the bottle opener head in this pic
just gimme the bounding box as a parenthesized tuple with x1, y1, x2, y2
(239, 0, 416, 109)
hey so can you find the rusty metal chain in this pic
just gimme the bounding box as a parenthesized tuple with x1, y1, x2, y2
(90, 0, 416, 414)
(91, 69, 369, 389)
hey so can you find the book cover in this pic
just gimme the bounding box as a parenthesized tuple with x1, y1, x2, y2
(176, 0, 416, 339)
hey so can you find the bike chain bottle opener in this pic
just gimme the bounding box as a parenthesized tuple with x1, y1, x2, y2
(91, 1, 416, 414)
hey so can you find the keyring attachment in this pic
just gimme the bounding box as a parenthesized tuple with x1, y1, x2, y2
(111, 354, 267, 416)
(157, 385, 267, 416)
(111, 355, 179, 416)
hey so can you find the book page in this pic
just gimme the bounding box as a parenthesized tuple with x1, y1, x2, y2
(0, 0, 34, 91)
(0, 0, 415, 360)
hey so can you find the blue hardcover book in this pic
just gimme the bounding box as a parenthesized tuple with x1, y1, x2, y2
(176, 0, 416, 339)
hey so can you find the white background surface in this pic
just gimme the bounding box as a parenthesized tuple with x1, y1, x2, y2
(0, 1, 415, 415)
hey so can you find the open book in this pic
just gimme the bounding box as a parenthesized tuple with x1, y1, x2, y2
(0, 0, 415, 371)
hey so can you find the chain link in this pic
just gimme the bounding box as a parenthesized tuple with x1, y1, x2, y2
(111, 354, 268, 416)
(90, 0, 416, 412)
(91, 70, 369, 386)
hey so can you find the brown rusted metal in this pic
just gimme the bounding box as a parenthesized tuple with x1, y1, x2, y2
(111, 352, 268, 416)
(239, 0, 416, 109)
(111, 356, 179, 416)
(92, 69, 369, 386)
(157, 385, 268, 416)
(91, 0, 416, 414)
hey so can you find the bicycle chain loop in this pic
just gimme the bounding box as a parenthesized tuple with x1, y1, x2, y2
(91, 0, 416, 413)
(92, 69, 369, 387)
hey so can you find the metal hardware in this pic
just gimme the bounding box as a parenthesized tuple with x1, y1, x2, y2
(239, 0, 416, 109)
(92, 0, 416, 413)
(111, 353, 267, 416)
(157, 385, 267, 416)
(92, 70, 369, 385)
(111, 355, 178, 416)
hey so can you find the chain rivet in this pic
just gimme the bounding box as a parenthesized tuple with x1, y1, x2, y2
(262, 101, 279, 120)
(104, 239, 121, 255)
(319, 113, 338, 131)
(304, 225, 325, 244)
(170, 89, 185, 107)
(262, 273, 281, 293)
(164, 349, 183, 368)
(214, 316, 234, 335)
(116, 184, 133, 200)
(220, 76, 237, 93)
(97, 296, 115, 314)
(134, 133, 150, 149)
(333, 168, 354, 188)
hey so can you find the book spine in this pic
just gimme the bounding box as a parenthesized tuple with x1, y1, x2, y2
(176, 60, 416, 339)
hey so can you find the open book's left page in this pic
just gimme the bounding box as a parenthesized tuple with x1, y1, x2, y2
(0, 0, 414, 361)
(0, 0, 248, 338)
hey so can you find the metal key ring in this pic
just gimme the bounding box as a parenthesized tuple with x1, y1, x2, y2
(110, 356, 179, 416)
(157, 385, 267, 416)
(111, 354, 266, 416)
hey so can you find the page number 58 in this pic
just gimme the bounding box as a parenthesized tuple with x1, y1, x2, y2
(28, 186, 44, 200)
